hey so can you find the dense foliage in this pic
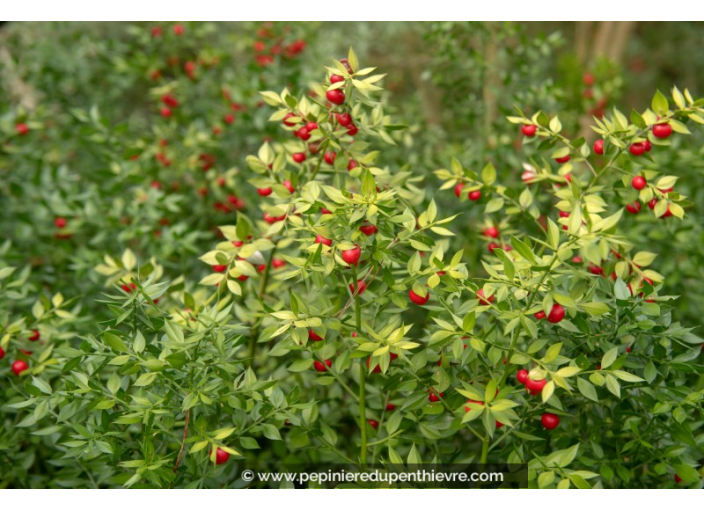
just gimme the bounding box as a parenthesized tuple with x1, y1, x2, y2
(2, 21, 704, 489)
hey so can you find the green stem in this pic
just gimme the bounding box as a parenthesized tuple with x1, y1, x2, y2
(480, 435, 490, 464)
(247, 247, 276, 367)
(352, 263, 367, 465)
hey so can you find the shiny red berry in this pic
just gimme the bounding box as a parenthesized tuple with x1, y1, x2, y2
(547, 304, 565, 323)
(341, 245, 361, 265)
(541, 413, 560, 430)
(516, 369, 529, 384)
(629, 143, 646, 156)
(409, 289, 430, 305)
(214, 447, 229, 465)
(593, 139, 604, 155)
(476, 289, 494, 306)
(326, 89, 345, 105)
(632, 176, 647, 190)
(521, 124, 537, 137)
(652, 123, 673, 139)
(315, 234, 332, 246)
(314, 359, 332, 372)
(12, 360, 29, 376)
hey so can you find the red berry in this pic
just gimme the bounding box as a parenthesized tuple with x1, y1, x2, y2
(359, 224, 378, 236)
(292, 152, 306, 163)
(212, 264, 227, 273)
(629, 143, 646, 156)
(296, 127, 311, 141)
(525, 377, 546, 395)
(454, 183, 465, 198)
(346, 124, 358, 136)
(283, 180, 295, 194)
(283, 113, 298, 127)
(386, 403, 396, 411)
(15, 123, 29, 136)
(589, 265, 605, 276)
(487, 242, 499, 253)
(476, 288, 494, 306)
(324, 151, 337, 165)
(652, 123, 673, 139)
(263, 212, 285, 224)
(521, 124, 537, 137)
(257, 187, 272, 197)
(161, 94, 179, 107)
(541, 413, 560, 430)
(593, 139, 604, 155)
(160, 107, 172, 118)
(308, 330, 324, 342)
(54, 217, 67, 228)
(223, 113, 234, 125)
(468, 190, 481, 201)
(428, 390, 444, 403)
(555, 154, 571, 164)
(516, 369, 529, 384)
(173, 24, 184, 36)
(347, 159, 358, 171)
(409, 289, 430, 305)
(368, 419, 379, 429)
(0, 346, 4, 359)
(674, 474, 682, 484)
(341, 245, 361, 265)
(583, 73, 595, 86)
(572, 256, 583, 264)
(304, 122, 318, 133)
(326, 89, 345, 105)
(12, 360, 29, 376)
(648, 198, 658, 210)
(644, 140, 652, 152)
(330, 74, 345, 84)
(314, 359, 332, 372)
(29, 329, 40, 341)
(464, 399, 484, 412)
(626, 201, 642, 214)
(534, 311, 546, 320)
(272, 259, 286, 269)
(631, 176, 647, 190)
(547, 304, 565, 323)
(213, 447, 229, 465)
(315, 234, 332, 246)
(121, 283, 137, 293)
(336, 113, 352, 127)
(483, 226, 499, 239)
(350, 280, 367, 295)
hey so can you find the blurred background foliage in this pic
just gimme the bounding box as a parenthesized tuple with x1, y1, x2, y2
(2, 20, 704, 325)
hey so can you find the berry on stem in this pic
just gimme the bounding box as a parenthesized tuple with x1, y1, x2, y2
(521, 124, 536, 137)
(653, 123, 673, 139)
(326, 89, 345, 105)
(314, 359, 332, 372)
(541, 413, 560, 430)
(631, 176, 647, 190)
(12, 360, 29, 376)
(593, 139, 604, 155)
(409, 289, 430, 305)
(214, 447, 229, 465)
(547, 304, 565, 323)
(341, 245, 361, 265)
(476, 288, 494, 306)
(315, 234, 332, 246)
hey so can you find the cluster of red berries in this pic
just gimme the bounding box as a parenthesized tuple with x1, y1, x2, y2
(454, 183, 481, 201)
(534, 304, 565, 324)
(516, 372, 564, 428)
(253, 23, 305, 67)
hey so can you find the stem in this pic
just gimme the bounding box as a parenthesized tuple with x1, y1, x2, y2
(352, 263, 367, 465)
(247, 247, 277, 367)
(480, 435, 490, 464)
(172, 409, 190, 473)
